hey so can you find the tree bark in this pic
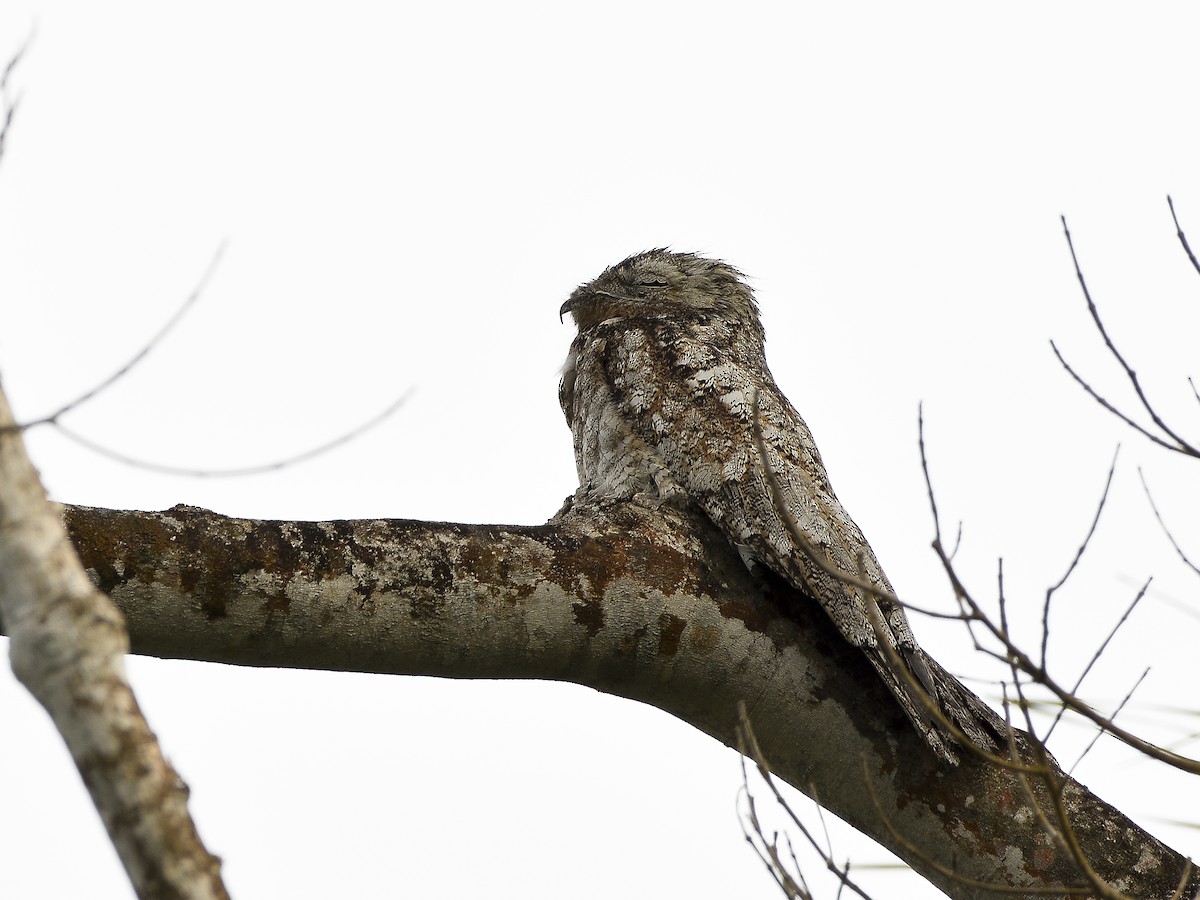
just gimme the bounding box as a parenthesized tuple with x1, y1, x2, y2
(0, 389, 228, 900)
(23, 497, 1192, 899)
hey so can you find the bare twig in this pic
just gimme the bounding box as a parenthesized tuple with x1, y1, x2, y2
(1047, 580, 1150, 741)
(1055, 216, 1199, 457)
(737, 704, 877, 900)
(0, 30, 32, 164)
(1167, 195, 1200, 279)
(997, 557, 1010, 644)
(739, 784, 812, 899)
(915, 418, 1200, 772)
(1067, 668, 1148, 776)
(1139, 467, 1200, 578)
(926, 529, 1200, 772)
(5, 235, 411, 477)
(917, 403, 945, 546)
(1040, 448, 1119, 669)
(1062, 216, 1183, 443)
(917, 412, 990, 656)
(10, 242, 227, 431)
(53, 387, 413, 477)
(1049, 342, 1184, 452)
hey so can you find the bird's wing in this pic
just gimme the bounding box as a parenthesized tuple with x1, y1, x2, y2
(590, 316, 1001, 761)
(597, 317, 916, 653)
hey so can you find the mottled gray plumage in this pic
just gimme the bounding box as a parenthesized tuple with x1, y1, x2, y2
(559, 249, 991, 764)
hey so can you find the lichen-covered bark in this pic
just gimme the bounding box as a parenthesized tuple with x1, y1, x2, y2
(42, 499, 1196, 899)
(0, 390, 227, 900)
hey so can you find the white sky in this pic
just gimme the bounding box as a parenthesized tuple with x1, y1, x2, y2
(2, 3, 1199, 898)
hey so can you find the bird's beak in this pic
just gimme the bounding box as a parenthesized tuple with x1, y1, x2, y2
(560, 288, 625, 325)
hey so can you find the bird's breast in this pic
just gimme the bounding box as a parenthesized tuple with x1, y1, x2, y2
(565, 329, 687, 504)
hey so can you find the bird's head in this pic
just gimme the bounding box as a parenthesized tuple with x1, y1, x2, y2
(559, 249, 761, 334)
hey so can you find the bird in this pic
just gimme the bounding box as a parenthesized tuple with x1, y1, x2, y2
(558, 249, 993, 764)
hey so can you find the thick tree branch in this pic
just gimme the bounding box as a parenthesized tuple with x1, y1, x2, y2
(26, 499, 1193, 899)
(0, 388, 227, 900)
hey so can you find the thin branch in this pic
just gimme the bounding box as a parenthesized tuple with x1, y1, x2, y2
(1059, 216, 1199, 456)
(0, 29, 32, 164)
(1040, 447, 1119, 670)
(914, 435, 1200, 770)
(811, 787, 837, 875)
(1049, 341, 1182, 452)
(928, 531, 1200, 773)
(1167, 195, 1200, 279)
(1068, 668, 1149, 776)
(6, 233, 409, 477)
(1071, 580, 1150, 694)
(737, 704, 877, 900)
(1139, 467, 1200, 578)
(11, 242, 227, 431)
(52, 387, 413, 477)
(918, 417, 992, 659)
(1047, 580, 1150, 741)
(997, 557, 1010, 646)
(739, 785, 811, 899)
(917, 403, 944, 546)
(875, 598, 977, 621)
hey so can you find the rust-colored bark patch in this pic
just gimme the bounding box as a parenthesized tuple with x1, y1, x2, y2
(1032, 846, 1057, 872)
(563, 533, 625, 598)
(458, 534, 538, 603)
(657, 613, 685, 655)
(572, 596, 605, 635)
(717, 599, 771, 634)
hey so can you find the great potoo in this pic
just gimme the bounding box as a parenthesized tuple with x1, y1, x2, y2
(558, 249, 992, 764)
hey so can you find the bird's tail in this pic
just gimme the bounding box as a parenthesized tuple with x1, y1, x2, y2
(866, 644, 1004, 766)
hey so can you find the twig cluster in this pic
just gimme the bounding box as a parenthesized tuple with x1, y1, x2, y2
(742, 410, 1197, 896)
(1052, 200, 1200, 458)
(736, 703, 876, 900)
(740, 202, 1200, 898)
(913, 427, 1194, 899)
